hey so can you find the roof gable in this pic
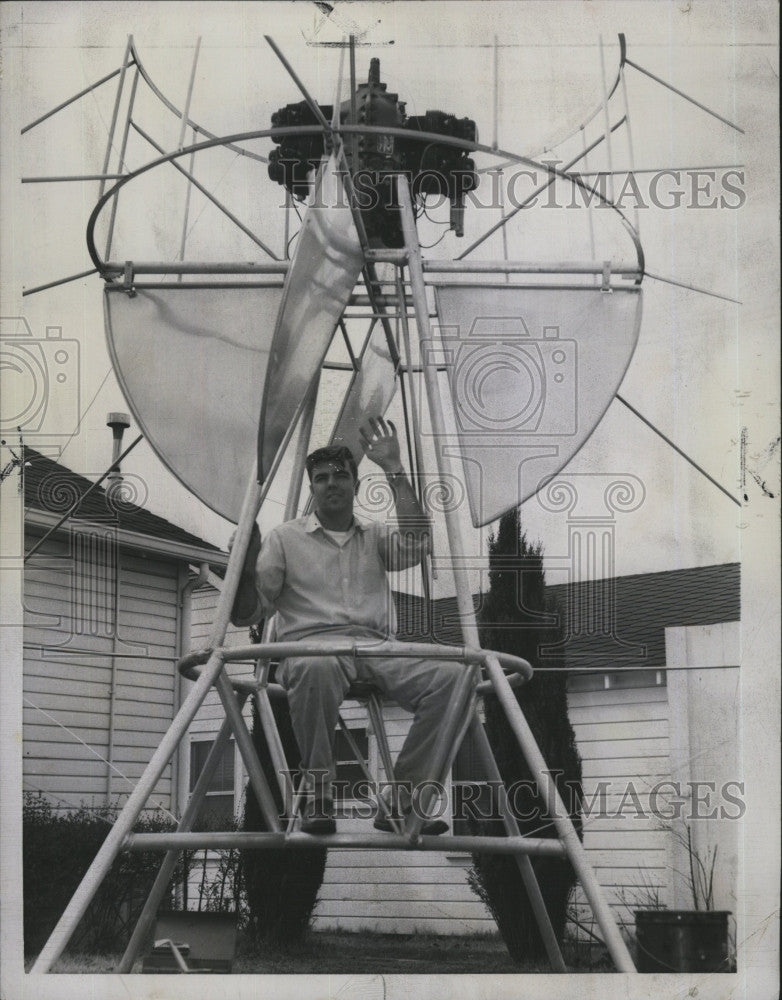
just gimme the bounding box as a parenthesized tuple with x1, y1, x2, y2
(394, 562, 740, 670)
(23, 446, 222, 556)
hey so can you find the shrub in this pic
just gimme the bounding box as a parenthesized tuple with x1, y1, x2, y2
(467, 509, 583, 963)
(241, 675, 327, 945)
(23, 793, 193, 955)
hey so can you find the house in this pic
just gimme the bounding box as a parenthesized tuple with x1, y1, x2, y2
(21, 445, 229, 818)
(192, 563, 741, 939)
(21, 445, 741, 941)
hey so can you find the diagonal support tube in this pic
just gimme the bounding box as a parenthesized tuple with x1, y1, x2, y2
(481, 652, 635, 971)
(131, 121, 280, 260)
(469, 714, 567, 971)
(30, 645, 241, 973)
(32, 443, 277, 970)
(456, 117, 627, 260)
(625, 57, 744, 134)
(214, 670, 281, 832)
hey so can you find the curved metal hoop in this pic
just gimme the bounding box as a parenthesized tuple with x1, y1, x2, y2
(177, 638, 534, 693)
(86, 124, 645, 279)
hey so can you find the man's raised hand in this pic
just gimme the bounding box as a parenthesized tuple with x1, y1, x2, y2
(360, 416, 403, 474)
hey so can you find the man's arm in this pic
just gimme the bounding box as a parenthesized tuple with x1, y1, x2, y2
(228, 524, 284, 627)
(360, 417, 430, 565)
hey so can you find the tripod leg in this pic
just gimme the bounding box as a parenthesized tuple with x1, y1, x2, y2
(214, 670, 281, 832)
(403, 664, 478, 839)
(468, 714, 567, 972)
(482, 652, 635, 972)
(30, 648, 232, 973)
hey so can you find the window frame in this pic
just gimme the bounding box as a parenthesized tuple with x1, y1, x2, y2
(188, 736, 237, 830)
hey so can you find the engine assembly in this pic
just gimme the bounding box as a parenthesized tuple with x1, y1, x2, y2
(268, 58, 477, 246)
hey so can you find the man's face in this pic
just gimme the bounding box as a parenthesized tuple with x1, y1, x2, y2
(309, 460, 356, 518)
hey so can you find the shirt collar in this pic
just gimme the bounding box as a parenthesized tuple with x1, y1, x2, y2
(305, 510, 368, 534)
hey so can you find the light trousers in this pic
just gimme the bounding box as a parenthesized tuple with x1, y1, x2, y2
(278, 644, 464, 801)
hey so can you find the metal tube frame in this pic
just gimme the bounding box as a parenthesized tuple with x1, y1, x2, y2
(178, 38, 202, 151)
(618, 61, 640, 239)
(104, 65, 141, 262)
(599, 36, 616, 207)
(32, 175, 638, 979)
(84, 123, 644, 278)
(624, 55, 744, 134)
(130, 120, 281, 260)
(30, 443, 266, 974)
(22, 66, 125, 134)
(177, 128, 198, 275)
(98, 36, 135, 204)
(468, 715, 567, 971)
(336, 707, 403, 833)
(481, 652, 636, 971)
(124, 831, 569, 856)
(455, 116, 630, 261)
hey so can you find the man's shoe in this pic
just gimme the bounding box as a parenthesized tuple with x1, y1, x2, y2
(300, 798, 336, 835)
(373, 812, 449, 836)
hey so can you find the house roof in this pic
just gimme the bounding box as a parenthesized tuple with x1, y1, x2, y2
(394, 562, 740, 671)
(23, 446, 224, 561)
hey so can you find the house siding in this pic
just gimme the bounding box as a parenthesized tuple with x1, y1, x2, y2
(567, 682, 672, 938)
(23, 530, 179, 814)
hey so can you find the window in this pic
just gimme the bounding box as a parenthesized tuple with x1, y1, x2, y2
(450, 727, 497, 837)
(189, 739, 235, 830)
(568, 669, 667, 693)
(333, 726, 370, 805)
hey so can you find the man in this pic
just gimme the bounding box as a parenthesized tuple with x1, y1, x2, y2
(231, 416, 463, 835)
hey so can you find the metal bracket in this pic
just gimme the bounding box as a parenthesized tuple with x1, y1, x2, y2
(601, 260, 613, 293)
(123, 261, 136, 298)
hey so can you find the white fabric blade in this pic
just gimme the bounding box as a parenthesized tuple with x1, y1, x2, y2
(432, 284, 643, 526)
(105, 283, 284, 522)
(257, 153, 364, 480)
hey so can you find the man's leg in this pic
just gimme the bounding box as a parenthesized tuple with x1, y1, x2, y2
(364, 656, 465, 821)
(278, 654, 355, 829)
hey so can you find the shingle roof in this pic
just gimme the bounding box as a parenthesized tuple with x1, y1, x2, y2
(394, 562, 740, 670)
(23, 446, 222, 555)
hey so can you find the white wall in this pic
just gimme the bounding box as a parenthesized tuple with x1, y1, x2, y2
(665, 622, 741, 915)
(567, 677, 673, 937)
(23, 530, 179, 814)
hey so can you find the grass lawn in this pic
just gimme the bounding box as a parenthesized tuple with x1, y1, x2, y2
(34, 930, 611, 974)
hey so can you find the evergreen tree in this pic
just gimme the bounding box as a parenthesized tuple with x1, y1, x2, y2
(467, 507, 583, 962)
(241, 627, 327, 945)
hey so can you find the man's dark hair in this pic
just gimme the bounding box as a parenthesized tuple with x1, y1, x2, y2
(305, 445, 358, 483)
